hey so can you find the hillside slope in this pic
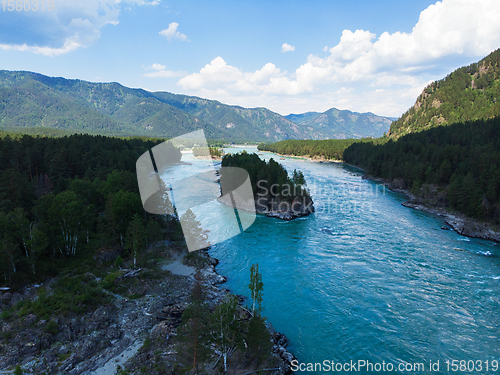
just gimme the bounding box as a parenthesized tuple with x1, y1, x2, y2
(388, 48, 500, 139)
(286, 107, 393, 139)
(0, 71, 318, 140)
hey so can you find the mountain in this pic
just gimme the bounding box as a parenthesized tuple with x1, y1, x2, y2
(0, 70, 393, 141)
(285, 111, 322, 124)
(285, 108, 393, 139)
(387, 48, 500, 139)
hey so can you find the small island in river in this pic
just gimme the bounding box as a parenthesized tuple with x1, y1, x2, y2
(219, 151, 315, 221)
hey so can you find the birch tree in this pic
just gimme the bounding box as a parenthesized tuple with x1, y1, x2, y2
(209, 295, 242, 374)
(125, 214, 145, 268)
(249, 263, 263, 316)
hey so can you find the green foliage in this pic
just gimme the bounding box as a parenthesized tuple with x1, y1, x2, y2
(221, 151, 310, 202)
(6, 275, 109, 319)
(258, 138, 385, 161)
(388, 48, 500, 139)
(192, 146, 222, 158)
(114, 255, 124, 268)
(344, 117, 500, 221)
(285, 107, 392, 139)
(44, 319, 58, 335)
(249, 264, 264, 315)
(180, 209, 210, 251)
(247, 315, 272, 368)
(125, 214, 146, 268)
(101, 271, 123, 291)
(142, 337, 151, 349)
(209, 295, 242, 374)
(14, 364, 23, 375)
(178, 299, 211, 374)
(0, 70, 330, 141)
(0, 132, 183, 287)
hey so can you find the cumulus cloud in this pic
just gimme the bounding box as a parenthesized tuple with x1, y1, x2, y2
(152, 0, 500, 116)
(281, 43, 295, 53)
(159, 22, 189, 42)
(0, 0, 153, 56)
(149, 63, 167, 71)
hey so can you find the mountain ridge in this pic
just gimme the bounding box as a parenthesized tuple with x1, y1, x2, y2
(285, 107, 393, 139)
(0, 70, 394, 141)
(387, 48, 500, 139)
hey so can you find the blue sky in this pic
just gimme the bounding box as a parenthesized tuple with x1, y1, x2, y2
(1, 0, 500, 117)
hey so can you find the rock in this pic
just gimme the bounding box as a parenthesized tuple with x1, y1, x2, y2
(10, 293, 22, 307)
(23, 314, 37, 327)
(0, 292, 12, 301)
(390, 178, 407, 191)
(2, 323, 13, 333)
(237, 307, 252, 321)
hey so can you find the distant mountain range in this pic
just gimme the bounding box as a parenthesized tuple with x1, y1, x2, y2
(0, 70, 393, 141)
(285, 108, 394, 139)
(388, 48, 500, 139)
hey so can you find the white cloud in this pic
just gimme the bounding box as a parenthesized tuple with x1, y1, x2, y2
(159, 22, 189, 42)
(0, 0, 151, 56)
(150, 63, 167, 71)
(281, 43, 295, 53)
(150, 0, 500, 116)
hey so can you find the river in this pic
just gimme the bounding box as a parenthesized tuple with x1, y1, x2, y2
(162, 146, 500, 374)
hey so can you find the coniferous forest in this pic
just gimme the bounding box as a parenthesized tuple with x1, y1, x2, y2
(343, 117, 500, 222)
(221, 151, 310, 202)
(0, 133, 181, 288)
(258, 138, 385, 160)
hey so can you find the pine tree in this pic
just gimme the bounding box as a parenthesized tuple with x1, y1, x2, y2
(247, 314, 272, 368)
(180, 209, 210, 252)
(178, 278, 210, 375)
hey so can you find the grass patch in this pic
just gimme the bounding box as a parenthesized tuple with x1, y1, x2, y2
(8, 274, 109, 320)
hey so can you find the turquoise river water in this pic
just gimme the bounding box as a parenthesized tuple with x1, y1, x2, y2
(163, 146, 500, 374)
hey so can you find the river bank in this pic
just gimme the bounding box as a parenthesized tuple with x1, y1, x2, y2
(261, 150, 499, 242)
(0, 248, 295, 374)
(361, 174, 500, 242)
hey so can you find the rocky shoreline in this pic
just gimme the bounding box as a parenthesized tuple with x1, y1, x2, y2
(0, 250, 296, 374)
(257, 195, 315, 221)
(362, 174, 500, 242)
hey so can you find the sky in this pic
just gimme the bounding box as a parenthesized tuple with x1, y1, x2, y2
(1, 0, 500, 118)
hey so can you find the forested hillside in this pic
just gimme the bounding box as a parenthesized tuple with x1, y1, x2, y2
(344, 117, 500, 222)
(0, 71, 320, 141)
(286, 107, 393, 139)
(388, 48, 500, 139)
(0, 70, 396, 141)
(0, 133, 181, 288)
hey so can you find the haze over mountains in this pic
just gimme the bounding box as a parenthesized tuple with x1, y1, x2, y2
(0, 70, 393, 141)
(285, 109, 394, 139)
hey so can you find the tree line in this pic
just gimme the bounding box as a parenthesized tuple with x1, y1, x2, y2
(344, 117, 500, 222)
(0, 133, 183, 287)
(178, 263, 273, 373)
(258, 138, 385, 161)
(221, 151, 309, 202)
